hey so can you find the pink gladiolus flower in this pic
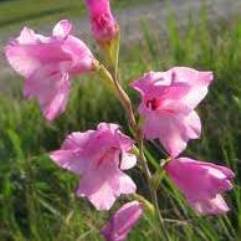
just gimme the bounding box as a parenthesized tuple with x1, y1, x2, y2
(165, 157, 235, 215)
(50, 123, 137, 210)
(5, 19, 95, 121)
(85, 0, 118, 43)
(101, 201, 143, 241)
(131, 67, 213, 157)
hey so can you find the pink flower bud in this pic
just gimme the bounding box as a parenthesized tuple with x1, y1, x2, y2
(101, 201, 143, 241)
(85, 0, 119, 43)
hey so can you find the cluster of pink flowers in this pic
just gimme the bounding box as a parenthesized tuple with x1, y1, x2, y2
(5, 0, 234, 240)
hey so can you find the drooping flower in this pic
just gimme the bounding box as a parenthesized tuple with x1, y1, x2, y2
(50, 123, 137, 210)
(131, 67, 213, 157)
(85, 0, 118, 43)
(101, 201, 143, 241)
(5, 19, 95, 121)
(165, 157, 235, 215)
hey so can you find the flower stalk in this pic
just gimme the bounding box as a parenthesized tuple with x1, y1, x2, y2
(99, 58, 170, 239)
(4, 1, 235, 239)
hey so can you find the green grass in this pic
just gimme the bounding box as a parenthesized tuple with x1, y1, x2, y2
(1, 6, 241, 241)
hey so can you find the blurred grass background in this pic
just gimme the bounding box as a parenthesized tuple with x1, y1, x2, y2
(0, 0, 241, 241)
(0, 0, 150, 30)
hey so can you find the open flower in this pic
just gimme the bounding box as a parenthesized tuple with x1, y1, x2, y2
(131, 67, 213, 157)
(50, 123, 137, 210)
(85, 0, 118, 43)
(5, 19, 95, 121)
(101, 201, 143, 241)
(165, 157, 235, 215)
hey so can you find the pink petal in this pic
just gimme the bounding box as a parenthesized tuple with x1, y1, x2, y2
(191, 194, 229, 215)
(24, 65, 71, 121)
(120, 153, 137, 170)
(61, 131, 94, 150)
(202, 162, 235, 180)
(62, 36, 94, 73)
(5, 35, 71, 78)
(95, 123, 135, 152)
(50, 150, 85, 175)
(5, 40, 40, 78)
(143, 111, 201, 157)
(183, 111, 201, 139)
(97, 122, 120, 133)
(50, 131, 95, 174)
(76, 168, 136, 210)
(131, 71, 172, 96)
(5, 20, 94, 78)
(155, 84, 192, 114)
(117, 171, 137, 195)
(17, 27, 37, 44)
(53, 19, 72, 39)
(169, 67, 213, 109)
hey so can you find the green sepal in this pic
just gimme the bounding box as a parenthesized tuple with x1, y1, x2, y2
(132, 193, 155, 216)
(99, 32, 120, 75)
(150, 159, 169, 190)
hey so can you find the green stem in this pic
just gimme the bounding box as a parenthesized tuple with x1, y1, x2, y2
(138, 137, 170, 241)
(98, 62, 170, 240)
(112, 74, 170, 240)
